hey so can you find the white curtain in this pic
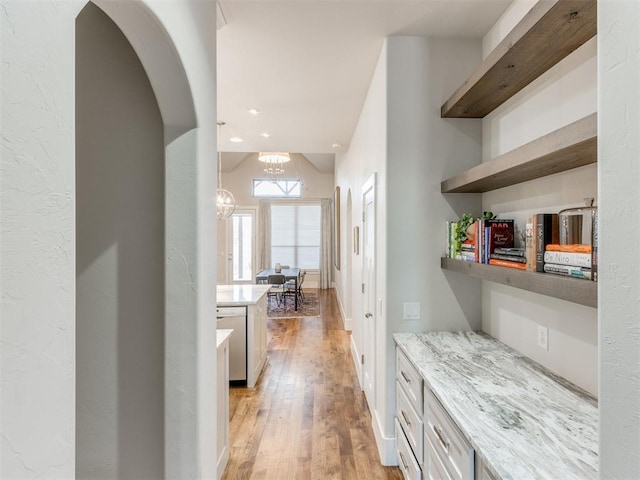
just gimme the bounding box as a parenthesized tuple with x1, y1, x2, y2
(319, 198, 333, 289)
(258, 199, 271, 271)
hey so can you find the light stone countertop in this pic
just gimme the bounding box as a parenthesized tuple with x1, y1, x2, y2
(216, 284, 270, 306)
(393, 331, 598, 480)
(217, 329, 233, 349)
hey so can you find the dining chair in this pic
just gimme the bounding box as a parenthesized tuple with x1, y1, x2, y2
(267, 274, 286, 305)
(284, 270, 305, 306)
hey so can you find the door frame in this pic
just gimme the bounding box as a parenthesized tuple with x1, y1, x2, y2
(224, 207, 259, 284)
(361, 173, 376, 410)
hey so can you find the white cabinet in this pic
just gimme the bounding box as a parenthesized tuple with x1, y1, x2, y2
(424, 387, 474, 480)
(246, 293, 267, 388)
(396, 348, 424, 479)
(216, 330, 232, 479)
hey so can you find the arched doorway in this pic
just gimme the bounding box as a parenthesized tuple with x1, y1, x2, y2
(75, 2, 205, 477)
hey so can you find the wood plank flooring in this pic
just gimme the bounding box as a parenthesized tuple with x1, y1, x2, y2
(223, 289, 402, 480)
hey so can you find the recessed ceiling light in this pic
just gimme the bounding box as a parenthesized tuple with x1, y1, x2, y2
(248, 108, 260, 116)
(229, 137, 243, 143)
(260, 132, 271, 138)
(332, 143, 343, 149)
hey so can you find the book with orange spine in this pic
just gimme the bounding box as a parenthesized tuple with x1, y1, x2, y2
(545, 244, 592, 253)
(489, 259, 527, 270)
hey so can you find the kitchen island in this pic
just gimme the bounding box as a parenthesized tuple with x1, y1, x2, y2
(216, 284, 270, 388)
(394, 331, 597, 480)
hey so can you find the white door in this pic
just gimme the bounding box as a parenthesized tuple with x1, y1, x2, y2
(362, 174, 376, 409)
(218, 208, 257, 284)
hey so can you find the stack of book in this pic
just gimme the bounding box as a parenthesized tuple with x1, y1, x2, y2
(446, 218, 518, 267)
(489, 247, 526, 270)
(543, 244, 593, 280)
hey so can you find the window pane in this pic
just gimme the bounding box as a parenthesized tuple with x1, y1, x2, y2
(253, 179, 302, 198)
(270, 203, 320, 269)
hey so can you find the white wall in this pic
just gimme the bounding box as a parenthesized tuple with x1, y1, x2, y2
(75, 4, 165, 477)
(1, 3, 79, 477)
(335, 36, 484, 464)
(599, 0, 640, 477)
(1, 1, 218, 478)
(335, 40, 388, 392)
(222, 153, 334, 207)
(479, 2, 598, 396)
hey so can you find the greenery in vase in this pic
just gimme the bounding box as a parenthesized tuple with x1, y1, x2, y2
(453, 211, 495, 258)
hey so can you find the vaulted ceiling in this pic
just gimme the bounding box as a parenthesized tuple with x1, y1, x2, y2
(217, 0, 512, 172)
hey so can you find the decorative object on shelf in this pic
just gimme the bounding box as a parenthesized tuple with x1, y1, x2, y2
(216, 121, 237, 220)
(559, 198, 597, 245)
(258, 152, 290, 180)
(452, 211, 495, 258)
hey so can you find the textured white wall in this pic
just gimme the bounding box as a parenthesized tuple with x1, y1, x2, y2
(598, 0, 640, 477)
(334, 38, 388, 424)
(480, 3, 599, 396)
(335, 36, 484, 464)
(1, 3, 80, 478)
(1, 1, 218, 478)
(75, 4, 165, 477)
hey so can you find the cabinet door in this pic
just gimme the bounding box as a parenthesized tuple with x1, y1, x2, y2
(395, 419, 422, 480)
(424, 387, 474, 480)
(216, 342, 229, 478)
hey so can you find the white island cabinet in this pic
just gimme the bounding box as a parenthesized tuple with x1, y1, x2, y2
(216, 329, 233, 479)
(216, 284, 270, 388)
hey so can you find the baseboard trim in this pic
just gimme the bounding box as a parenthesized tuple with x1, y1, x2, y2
(372, 409, 397, 466)
(344, 317, 352, 331)
(333, 285, 349, 331)
(350, 336, 363, 389)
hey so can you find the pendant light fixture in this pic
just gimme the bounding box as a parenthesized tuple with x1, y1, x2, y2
(216, 121, 237, 220)
(258, 151, 290, 180)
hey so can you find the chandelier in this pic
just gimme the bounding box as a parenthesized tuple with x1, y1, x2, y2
(216, 121, 237, 220)
(258, 152, 290, 180)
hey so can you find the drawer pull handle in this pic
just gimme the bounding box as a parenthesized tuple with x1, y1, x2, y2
(400, 371, 411, 383)
(399, 451, 409, 471)
(433, 424, 450, 453)
(401, 410, 411, 427)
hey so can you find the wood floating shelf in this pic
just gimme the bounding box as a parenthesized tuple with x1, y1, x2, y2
(441, 257, 597, 308)
(441, 113, 597, 193)
(441, 0, 597, 118)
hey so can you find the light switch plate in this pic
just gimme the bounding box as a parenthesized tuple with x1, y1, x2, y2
(403, 302, 420, 320)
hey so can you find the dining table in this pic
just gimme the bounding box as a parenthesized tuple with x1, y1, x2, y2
(255, 267, 301, 310)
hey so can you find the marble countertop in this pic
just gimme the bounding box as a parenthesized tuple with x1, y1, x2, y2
(394, 331, 598, 480)
(216, 284, 270, 306)
(217, 329, 233, 349)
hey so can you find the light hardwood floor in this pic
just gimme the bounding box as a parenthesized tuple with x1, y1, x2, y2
(223, 289, 403, 480)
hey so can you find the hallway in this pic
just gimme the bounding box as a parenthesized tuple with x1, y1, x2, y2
(223, 289, 402, 479)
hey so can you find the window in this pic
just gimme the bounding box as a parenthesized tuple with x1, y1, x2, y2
(253, 179, 301, 198)
(271, 203, 321, 269)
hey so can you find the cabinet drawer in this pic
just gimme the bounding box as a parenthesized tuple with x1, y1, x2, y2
(395, 419, 422, 480)
(396, 348, 423, 413)
(424, 387, 474, 480)
(425, 431, 452, 480)
(396, 381, 423, 465)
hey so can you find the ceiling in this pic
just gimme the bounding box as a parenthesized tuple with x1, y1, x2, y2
(216, 0, 512, 172)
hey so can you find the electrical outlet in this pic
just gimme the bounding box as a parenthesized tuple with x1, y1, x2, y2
(537, 325, 549, 351)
